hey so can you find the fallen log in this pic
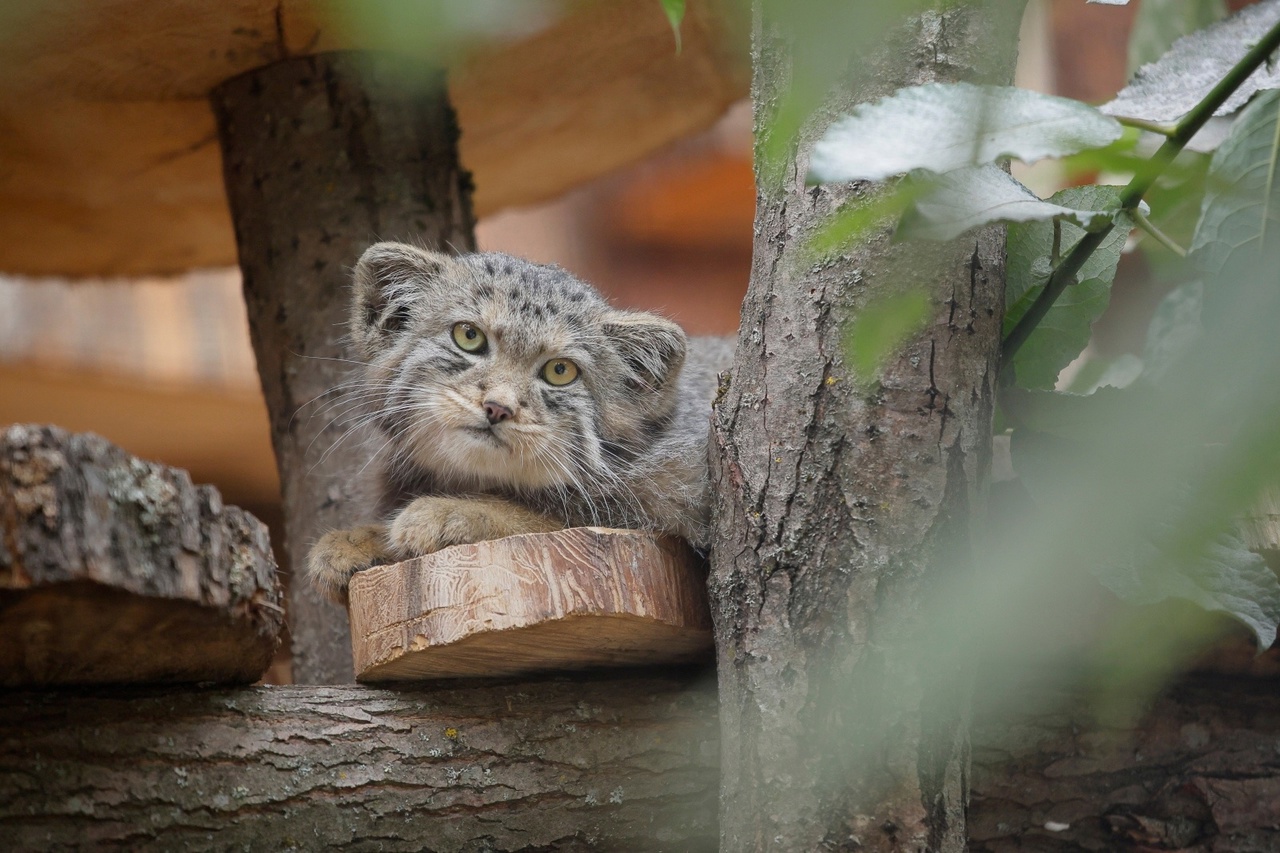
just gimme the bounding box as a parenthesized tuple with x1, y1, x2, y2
(0, 674, 720, 852)
(3, 668, 1280, 850)
(971, 671, 1280, 853)
(0, 423, 282, 686)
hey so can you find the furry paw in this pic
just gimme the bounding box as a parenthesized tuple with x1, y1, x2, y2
(306, 524, 392, 605)
(387, 496, 563, 560)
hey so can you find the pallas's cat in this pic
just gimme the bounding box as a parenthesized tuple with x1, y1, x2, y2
(308, 242, 733, 603)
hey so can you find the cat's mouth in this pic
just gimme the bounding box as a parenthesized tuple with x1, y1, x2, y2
(463, 425, 505, 448)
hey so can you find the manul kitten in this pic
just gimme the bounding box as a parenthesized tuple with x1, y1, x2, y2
(307, 242, 733, 602)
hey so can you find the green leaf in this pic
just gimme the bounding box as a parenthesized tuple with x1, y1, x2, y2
(1189, 89, 1280, 307)
(807, 183, 918, 257)
(1135, 151, 1213, 273)
(1002, 385, 1136, 440)
(322, 1, 553, 66)
(1009, 407, 1280, 649)
(1096, 527, 1280, 650)
(1004, 186, 1132, 389)
(1142, 280, 1203, 382)
(1127, 0, 1227, 76)
(1104, 0, 1280, 123)
(660, 0, 685, 54)
(897, 166, 1122, 241)
(1078, 354, 1144, 393)
(808, 83, 1122, 183)
(844, 288, 932, 384)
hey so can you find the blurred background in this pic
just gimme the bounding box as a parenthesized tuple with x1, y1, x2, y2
(0, 0, 1137, 508)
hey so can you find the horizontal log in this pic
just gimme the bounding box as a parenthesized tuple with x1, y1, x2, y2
(3, 668, 1280, 850)
(971, 673, 1280, 852)
(0, 674, 720, 852)
(0, 423, 281, 686)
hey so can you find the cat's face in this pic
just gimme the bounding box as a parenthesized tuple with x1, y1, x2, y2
(348, 243, 687, 491)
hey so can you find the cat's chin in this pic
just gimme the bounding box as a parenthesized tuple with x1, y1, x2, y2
(410, 427, 566, 492)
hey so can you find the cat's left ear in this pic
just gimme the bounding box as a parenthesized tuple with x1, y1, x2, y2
(602, 311, 687, 393)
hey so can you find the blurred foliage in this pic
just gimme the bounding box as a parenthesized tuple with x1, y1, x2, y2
(1003, 186, 1130, 389)
(320, 0, 561, 68)
(660, 0, 687, 54)
(792, 0, 1280, 747)
(844, 289, 931, 385)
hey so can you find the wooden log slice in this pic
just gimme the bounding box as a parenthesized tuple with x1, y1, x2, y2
(348, 528, 713, 681)
(0, 424, 282, 686)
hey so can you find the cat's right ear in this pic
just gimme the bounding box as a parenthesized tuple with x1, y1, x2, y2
(350, 242, 450, 356)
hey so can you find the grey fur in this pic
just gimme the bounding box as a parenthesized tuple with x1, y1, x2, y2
(346, 242, 734, 547)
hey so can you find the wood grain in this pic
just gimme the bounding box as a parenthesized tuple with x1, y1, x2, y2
(0, 423, 282, 686)
(0, 0, 746, 278)
(348, 528, 713, 681)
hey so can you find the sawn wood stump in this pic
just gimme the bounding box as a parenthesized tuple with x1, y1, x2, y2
(347, 527, 713, 681)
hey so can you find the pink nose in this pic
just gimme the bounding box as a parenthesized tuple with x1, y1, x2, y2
(484, 401, 514, 424)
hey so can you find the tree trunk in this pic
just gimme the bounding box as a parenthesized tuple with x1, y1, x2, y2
(0, 675, 719, 852)
(710, 4, 1021, 849)
(211, 53, 476, 684)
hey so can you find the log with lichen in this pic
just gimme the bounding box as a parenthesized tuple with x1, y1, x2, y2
(0, 423, 282, 686)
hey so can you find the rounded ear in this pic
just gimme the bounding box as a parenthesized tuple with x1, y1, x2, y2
(602, 311, 688, 394)
(350, 242, 451, 357)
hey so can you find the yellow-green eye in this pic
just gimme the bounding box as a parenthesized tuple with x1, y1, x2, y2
(542, 358, 579, 386)
(451, 322, 487, 353)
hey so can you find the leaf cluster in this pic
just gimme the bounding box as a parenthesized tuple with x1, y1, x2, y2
(806, 1, 1280, 655)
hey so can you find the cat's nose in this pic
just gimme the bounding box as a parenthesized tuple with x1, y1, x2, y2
(483, 401, 515, 424)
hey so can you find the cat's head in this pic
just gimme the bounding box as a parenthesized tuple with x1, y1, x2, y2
(349, 241, 688, 490)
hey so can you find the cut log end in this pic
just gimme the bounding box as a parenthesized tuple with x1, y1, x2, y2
(348, 527, 713, 682)
(0, 424, 282, 686)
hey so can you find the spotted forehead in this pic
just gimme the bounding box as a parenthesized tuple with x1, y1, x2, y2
(454, 253, 605, 348)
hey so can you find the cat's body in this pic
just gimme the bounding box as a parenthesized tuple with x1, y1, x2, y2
(307, 242, 733, 602)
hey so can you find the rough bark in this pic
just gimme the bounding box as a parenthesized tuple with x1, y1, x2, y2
(0, 423, 281, 686)
(349, 529, 712, 681)
(970, 672, 1280, 853)
(211, 53, 476, 683)
(5, 668, 1279, 851)
(0, 675, 719, 852)
(709, 4, 1022, 850)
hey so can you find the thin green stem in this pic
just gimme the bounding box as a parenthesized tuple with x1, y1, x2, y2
(1133, 209, 1188, 258)
(1114, 116, 1177, 137)
(1001, 14, 1280, 373)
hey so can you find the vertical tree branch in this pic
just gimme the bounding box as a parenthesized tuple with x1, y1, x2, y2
(212, 54, 475, 682)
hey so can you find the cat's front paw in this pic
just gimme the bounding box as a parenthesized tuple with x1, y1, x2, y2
(387, 496, 563, 560)
(306, 524, 392, 605)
